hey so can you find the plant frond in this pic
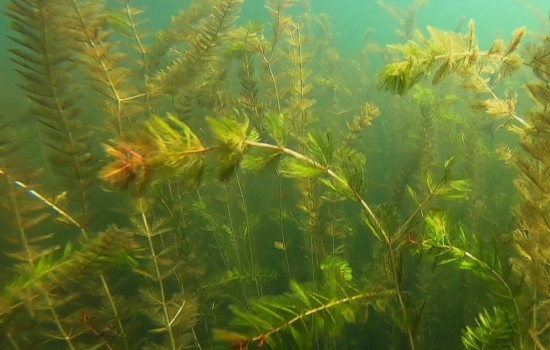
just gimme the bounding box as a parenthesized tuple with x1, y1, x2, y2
(462, 307, 515, 350)
(202, 267, 278, 291)
(209, 114, 259, 181)
(3, 226, 135, 316)
(100, 113, 209, 192)
(216, 278, 394, 349)
(70, 0, 147, 135)
(278, 157, 324, 178)
(378, 22, 526, 96)
(153, 0, 244, 96)
(324, 146, 367, 200)
(7, 0, 98, 226)
(378, 0, 428, 41)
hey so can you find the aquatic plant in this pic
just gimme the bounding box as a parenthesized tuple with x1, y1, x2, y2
(1, 0, 549, 349)
(510, 31, 550, 349)
(377, 11, 550, 350)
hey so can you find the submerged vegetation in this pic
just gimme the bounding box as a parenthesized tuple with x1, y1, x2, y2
(1, 0, 550, 349)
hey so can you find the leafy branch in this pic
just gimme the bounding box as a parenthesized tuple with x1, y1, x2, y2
(215, 263, 395, 349)
(100, 113, 212, 192)
(417, 211, 523, 346)
(100, 112, 473, 350)
(378, 21, 529, 128)
(462, 307, 515, 350)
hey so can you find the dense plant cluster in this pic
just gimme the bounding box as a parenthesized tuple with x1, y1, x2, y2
(1, 0, 549, 349)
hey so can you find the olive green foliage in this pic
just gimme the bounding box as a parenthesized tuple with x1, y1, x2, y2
(216, 263, 394, 349)
(377, 20, 525, 96)
(1, 1, 549, 350)
(509, 29, 550, 349)
(462, 307, 515, 350)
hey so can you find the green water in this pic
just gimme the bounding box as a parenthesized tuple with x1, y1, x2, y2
(1, 0, 550, 349)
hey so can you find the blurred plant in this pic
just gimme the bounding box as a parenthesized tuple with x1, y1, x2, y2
(100, 113, 211, 192)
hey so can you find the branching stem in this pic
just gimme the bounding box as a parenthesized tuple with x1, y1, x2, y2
(243, 139, 416, 348)
(240, 290, 396, 347)
(139, 198, 177, 350)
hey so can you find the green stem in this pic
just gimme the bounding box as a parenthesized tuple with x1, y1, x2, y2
(393, 178, 446, 244)
(243, 290, 396, 347)
(223, 184, 249, 307)
(43, 290, 77, 350)
(244, 141, 388, 242)
(123, 0, 152, 115)
(429, 242, 523, 346)
(244, 140, 415, 348)
(3, 168, 129, 348)
(277, 174, 292, 278)
(236, 173, 261, 297)
(139, 198, 177, 350)
(256, 42, 282, 113)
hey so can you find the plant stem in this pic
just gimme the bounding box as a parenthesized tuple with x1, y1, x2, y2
(224, 184, 249, 307)
(236, 173, 261, 297)
(123, 0, 152, 116)
(242, 290, 396, 347)
(473, 71, 531, 128)
(43, 290, 77, 350)
(277, 173, 292, 278)
(429, 242, 523, 346)
(139, 198, 177, 350)
(244, 141, 388, 241)
(244, 140, 415, 348)
(255, 42, 282, 113)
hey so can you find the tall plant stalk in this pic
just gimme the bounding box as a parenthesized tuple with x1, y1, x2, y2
(139, 198, 177, 350)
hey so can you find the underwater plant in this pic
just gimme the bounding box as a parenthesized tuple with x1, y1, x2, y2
(2, 0, 550, 349)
